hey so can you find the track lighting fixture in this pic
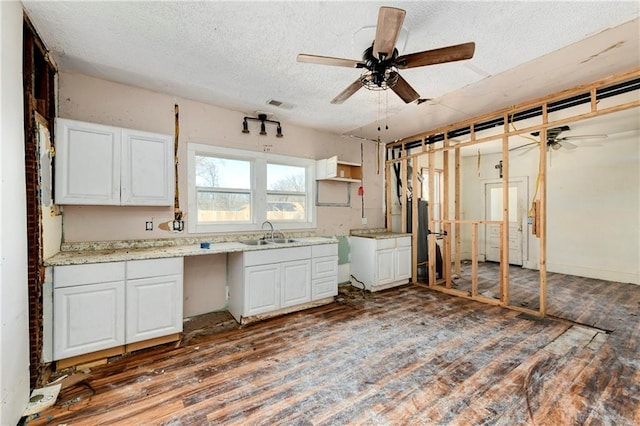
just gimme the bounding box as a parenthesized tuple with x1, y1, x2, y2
(242, 113, 283, 138)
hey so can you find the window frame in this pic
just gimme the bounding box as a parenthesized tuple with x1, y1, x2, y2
(187, 143, 316, 233)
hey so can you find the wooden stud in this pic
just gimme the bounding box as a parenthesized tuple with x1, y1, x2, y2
(411, 157, 419, 284)
(471, 223, 478, 297)
(501, 113, 510, 305)
(441, 139, 450, 288)
(428, 145, 436, 287)
(455, 147, 461, 278)
(539, 104, 548, 316)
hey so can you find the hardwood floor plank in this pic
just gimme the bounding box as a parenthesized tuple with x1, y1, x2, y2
(27, 268, 640, 425)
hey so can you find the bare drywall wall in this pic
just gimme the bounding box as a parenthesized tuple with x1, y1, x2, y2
(57, 72, 384, 242)
(0, 1, 30, 423)
(56, 72, 385, 315)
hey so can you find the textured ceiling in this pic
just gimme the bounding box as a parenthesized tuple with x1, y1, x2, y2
(22, 1, 640, 143)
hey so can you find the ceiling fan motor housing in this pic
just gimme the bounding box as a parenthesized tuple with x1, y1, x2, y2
(361, 45, 400, 88)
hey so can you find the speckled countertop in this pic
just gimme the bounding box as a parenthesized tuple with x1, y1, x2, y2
(45, 235, 338, 266)
(349, 228, 412, 239)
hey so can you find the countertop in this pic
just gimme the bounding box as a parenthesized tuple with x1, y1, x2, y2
(45, 236, 338, 266)
(350, 227, 412, 239)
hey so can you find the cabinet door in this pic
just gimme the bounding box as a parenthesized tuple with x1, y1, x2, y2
(395, 245, 412, 281)
(53, 281, 125, 360)
(54, 118, 120, 205)
(126, 274, 183, 344)
(121, 129, 174, 206)
(281, 260, 311, 308)
(376, 249, 395, 285)
(246, 264, 280, 316)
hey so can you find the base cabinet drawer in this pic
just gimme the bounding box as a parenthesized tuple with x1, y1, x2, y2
(312, 276, 338, 300)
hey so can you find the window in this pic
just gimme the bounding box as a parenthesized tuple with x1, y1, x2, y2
(266, 163, 306, 221)
(188, 144, 315, 233)
(196, 156, 251, 223)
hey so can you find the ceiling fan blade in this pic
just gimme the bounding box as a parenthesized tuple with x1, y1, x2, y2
(297, 54, 361, 68)
(396, 42, 476, 69)
(509, 141, 538, 152)
(391, 74, 420, 103)
(331, 79, 363, 104)
(557, 134, 608, 142)
(373, 7, 406, 59)
(560, 141, 578, 150)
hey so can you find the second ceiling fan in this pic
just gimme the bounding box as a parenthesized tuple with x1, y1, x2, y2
(297, 6, 476, 104)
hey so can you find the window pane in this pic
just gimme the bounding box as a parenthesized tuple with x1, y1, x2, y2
(197, 191, 250, 222)
(267, 164, 305, 192)
(196, 156, 250, 189)
(266, 195, 305, 221)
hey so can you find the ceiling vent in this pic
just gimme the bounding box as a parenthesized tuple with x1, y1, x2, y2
(267, 99, 294, 110)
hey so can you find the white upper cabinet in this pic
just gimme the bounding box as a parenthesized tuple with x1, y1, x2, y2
(121, 128, 174, 206)
(55, 118, 121, 205)
(55, 118, 174, 206)
(316, 156, 362, 182)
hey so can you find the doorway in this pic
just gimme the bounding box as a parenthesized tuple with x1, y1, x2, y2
(482, 178, 527, 266)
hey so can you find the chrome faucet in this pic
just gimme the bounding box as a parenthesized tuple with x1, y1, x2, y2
(261, 220, 274, 241)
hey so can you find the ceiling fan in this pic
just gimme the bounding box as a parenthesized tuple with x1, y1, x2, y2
(510, 125, 607, 155)
(296, 6, 475, 104)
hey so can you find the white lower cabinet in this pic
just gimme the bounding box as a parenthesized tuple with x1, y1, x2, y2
(53, 257, 183, 360)
(229, 243, 338, 323)
(281, 260, 312, 308)
(126, 258, 183, 344)
(245, 263, 280, 316)
(350, 235, 412, 292)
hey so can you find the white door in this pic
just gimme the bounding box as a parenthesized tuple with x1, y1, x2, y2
(246, 264, 280, 315)
(376, 249, 395, 286)
(54, 118, 120, 205)
(281, 260, 311, 308)
(121, 129, 173, 206)
(395, 245, 412, 281)
(126, 274, 183, 344)
(53, 281, 125, 360)
(484, 179, 526, 265)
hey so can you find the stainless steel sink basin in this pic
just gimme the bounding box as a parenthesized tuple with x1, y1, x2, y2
(240, 239, 271, 246)
(272, 238, 297, 244)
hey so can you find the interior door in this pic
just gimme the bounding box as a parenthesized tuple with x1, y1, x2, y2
(484, 180, 525, 266)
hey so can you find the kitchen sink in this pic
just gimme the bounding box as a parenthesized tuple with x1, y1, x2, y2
(272, 238, 297, 244)
(240, 239, 272, 246)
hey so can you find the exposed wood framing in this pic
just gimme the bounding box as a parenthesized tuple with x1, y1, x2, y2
(385, 68, 640, 317)
(454, 147, 461, 277)
(501, 112, 509, 305)
(443, 137, 451, 288)
(539, 104, 549, 316)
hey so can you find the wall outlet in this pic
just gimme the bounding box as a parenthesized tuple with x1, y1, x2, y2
(361, 217, 367, 225)
(145, 221, 153, 231)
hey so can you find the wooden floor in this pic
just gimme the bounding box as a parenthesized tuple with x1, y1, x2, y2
(28, 266, 640, 425)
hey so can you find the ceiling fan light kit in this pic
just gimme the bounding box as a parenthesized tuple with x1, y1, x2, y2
(297, 6, 476, 104)
(242, 113, 283, 138)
